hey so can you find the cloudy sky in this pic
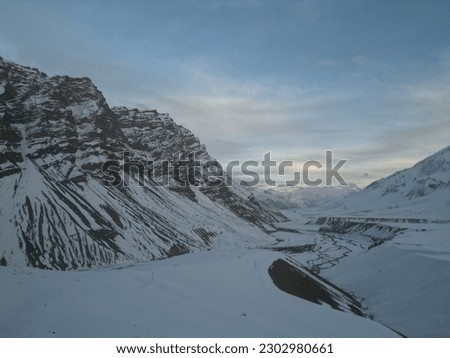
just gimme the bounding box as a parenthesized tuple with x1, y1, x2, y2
(1, 0, 450, 186)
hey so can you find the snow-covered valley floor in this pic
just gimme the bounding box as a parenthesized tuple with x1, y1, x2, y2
(1, 209, 448, 338)
(0, 246, 396, 337)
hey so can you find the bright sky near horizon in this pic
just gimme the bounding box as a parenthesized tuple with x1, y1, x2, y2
(1, 0, 450, 186)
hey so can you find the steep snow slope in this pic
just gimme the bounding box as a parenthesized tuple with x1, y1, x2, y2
(0, 57, 282, 269)
(325, 224, 450, 337)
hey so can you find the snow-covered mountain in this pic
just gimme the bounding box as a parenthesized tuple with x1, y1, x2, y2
(0, 57, 283, 270)
(328, 146, 450, 219)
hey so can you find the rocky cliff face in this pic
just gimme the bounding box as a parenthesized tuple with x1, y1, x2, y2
(0, 57, 283, 270)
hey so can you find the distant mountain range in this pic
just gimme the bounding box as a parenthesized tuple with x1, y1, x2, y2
(252, 146, 450, 220)
(250, 184, 359, 210)
(0, 57, 282, 270)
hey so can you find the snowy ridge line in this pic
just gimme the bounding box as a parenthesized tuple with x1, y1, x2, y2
(324, 145, 450, 220)
(268, 256, 365, 316)
(268, 256, 407, 336)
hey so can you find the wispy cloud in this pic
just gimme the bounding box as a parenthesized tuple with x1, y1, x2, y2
(351, 55, 386, 68)
(133, 57, 450, 187)
(315, 58, 345, 68)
